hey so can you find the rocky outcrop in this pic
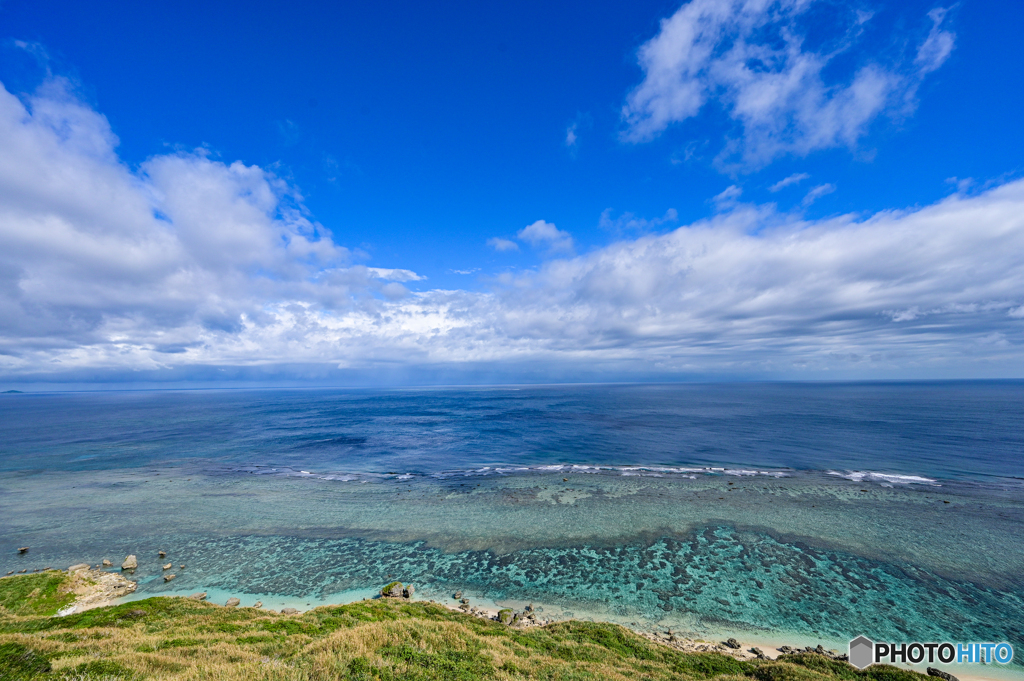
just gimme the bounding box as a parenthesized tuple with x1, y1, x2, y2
(225, 597, 240, 607)
(101, 559, 112, 567)
(497, 609, 514, 625)
(403, 584, 415, 599)
(253, 601, 262, 609)
(121, 555, 137, 570)
(163, 574, 176, 582)
(928, 668, 959, 681)
(381, 581, 404, 598)
(188, 592, 207, 600)
(724, 638, 741, 649)
(57, 566, 137, 615)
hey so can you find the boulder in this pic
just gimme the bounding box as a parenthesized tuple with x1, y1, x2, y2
(281, 607, 299, 614)
(158, 551, 166, 558)
(225, 597, 240, 607)
(725, 638, 741, 649)
(928, 669, 959, 681)
(68, 563, 90, 573)
(253, 601, 263, 609)
(403, 584, 415, 599)
(18, 547, 28, 553)
(102, 559, 112, 567)
(188, 592, 207, 600)
(162, 563, 172, 570)
(453, 591, 462, 600)
(163, 574, 176, 582)
(381, 581, 404, 598)
(121, 555, 137, 570)
(751, 647, 768, 660)
(497, 609, 514, 625)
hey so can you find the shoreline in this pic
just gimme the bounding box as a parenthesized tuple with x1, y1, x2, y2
(115, 579, 1022, 681)
(4, 566, 1021, 681)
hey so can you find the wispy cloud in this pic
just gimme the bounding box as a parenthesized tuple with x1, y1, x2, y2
(565, 123, 578, 148)
(487, 237, 519, 252)
(802, 183, 836, 206)
(599, 208, 678, 236)
(769, 173, 811, 192)
(620, 1, 956, 171)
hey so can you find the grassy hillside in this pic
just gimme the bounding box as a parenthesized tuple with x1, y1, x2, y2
(0, 572, 933, 681)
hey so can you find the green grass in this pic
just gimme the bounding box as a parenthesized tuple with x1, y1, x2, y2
(0, 572, 941, 681)
(0, 571, 77, 617)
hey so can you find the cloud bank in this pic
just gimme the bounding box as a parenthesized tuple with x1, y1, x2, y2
(1, 78, 1023, 385)
(621, 0, 955, 170)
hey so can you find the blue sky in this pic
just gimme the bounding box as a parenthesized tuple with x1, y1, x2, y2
(1, 0, 1023, 387)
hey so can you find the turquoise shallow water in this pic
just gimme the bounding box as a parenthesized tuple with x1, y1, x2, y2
(1, 384, 1022, 673)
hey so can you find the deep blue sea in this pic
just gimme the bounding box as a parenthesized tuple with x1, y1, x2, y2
(2, 383, 1023, 673)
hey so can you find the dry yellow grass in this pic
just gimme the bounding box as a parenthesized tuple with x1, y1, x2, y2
(0, 574, 936, 681)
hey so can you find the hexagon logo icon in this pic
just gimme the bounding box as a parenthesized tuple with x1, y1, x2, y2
(849, 636, 874, 669)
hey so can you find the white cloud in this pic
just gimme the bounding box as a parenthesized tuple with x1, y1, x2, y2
(916, 8, 955, 74)
(487, 237, 519, 252)
(802, 183, 836, 206)
(517, 220, 574, 254)
(3, 77, 1024, 382)
(565, 123, 578, 147)
(599, 208, 678, 236)
(713, 185, 743, 209)
(769, 173, 810, 192)
(621, 1, 955, 170)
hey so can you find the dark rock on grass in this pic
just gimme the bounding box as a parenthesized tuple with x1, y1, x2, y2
(928, 668, 960, 681)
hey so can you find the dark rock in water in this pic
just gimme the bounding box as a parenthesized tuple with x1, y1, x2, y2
(497, 608, 514, 625)
(188, 592, 207, 600)
(18, 547, 29, 553)
(928, 668, 959, 681)
(281, 607, 299, 614)
(453, 591, 462, 600)
(225, 597, 240, 607)
(381, 581, 404, 598)
(158, 551, 166, 558)
(724, 638, 741, 649)
(403, 584, 415, 599)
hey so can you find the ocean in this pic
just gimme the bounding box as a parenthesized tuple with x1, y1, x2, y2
(1, 383, 1022, 673)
